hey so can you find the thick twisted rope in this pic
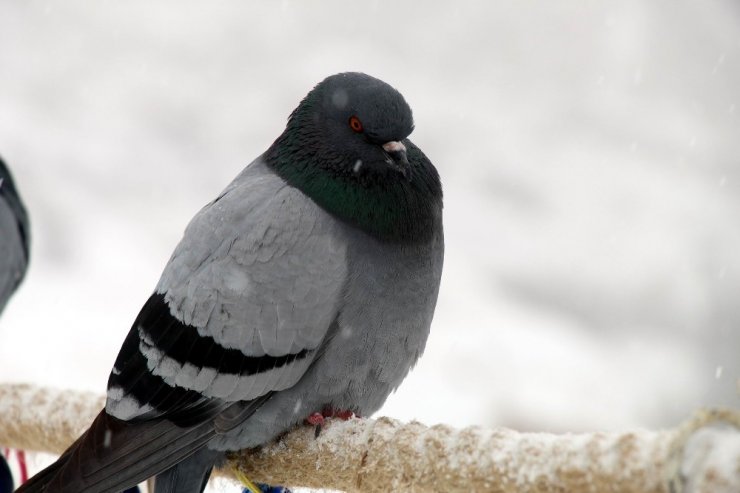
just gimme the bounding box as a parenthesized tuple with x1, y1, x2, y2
(0, 383, 737, 492)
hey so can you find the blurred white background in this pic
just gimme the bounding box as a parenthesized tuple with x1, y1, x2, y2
(0, 0, 738, 445)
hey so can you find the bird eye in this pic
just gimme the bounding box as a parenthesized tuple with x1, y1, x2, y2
(349, 115, 363, 133)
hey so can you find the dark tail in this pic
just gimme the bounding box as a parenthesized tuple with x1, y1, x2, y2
(15, 422, 90, 492)
(152, 447, 222, 493)
(15, 409, 215, 493)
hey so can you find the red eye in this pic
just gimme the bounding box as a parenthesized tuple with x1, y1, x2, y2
(349, 115, 363, 133)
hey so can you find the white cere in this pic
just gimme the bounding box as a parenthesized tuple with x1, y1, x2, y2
(331, 89, 348, 109)
(293, 398, 303, 415)
(353, 160, 363, 174)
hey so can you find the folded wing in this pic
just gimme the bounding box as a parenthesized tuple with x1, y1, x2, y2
(19, 160, 348, 493)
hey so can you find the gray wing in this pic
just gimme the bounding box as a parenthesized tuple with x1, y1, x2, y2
(18, 159, 346, 493)
(106, 158, 348, 420)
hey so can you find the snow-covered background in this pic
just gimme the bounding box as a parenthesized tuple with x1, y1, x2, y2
(0, 0, 738, 461)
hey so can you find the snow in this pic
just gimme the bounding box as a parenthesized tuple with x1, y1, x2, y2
(681, 424, 740, 493)
(0, 0, 739, 490)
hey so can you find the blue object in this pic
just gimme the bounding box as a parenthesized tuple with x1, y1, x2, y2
(243, 484, 292, 493)
(122, 487, 141, 493)
(0, 454, 13, 493)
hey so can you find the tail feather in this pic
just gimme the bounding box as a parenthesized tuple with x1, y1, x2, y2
(15, 434, 82, 492)
(152, 447, 222, 493)
(15, 409, 215, 493)
(15, 398, 271, 493)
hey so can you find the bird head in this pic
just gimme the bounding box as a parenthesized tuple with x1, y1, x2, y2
(266, 73, 441, 243)
(284, 72, 415, 181)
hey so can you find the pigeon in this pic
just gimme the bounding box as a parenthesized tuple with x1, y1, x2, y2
(0, 156, 30, 317)
(0, 156, 30, 492)
(18, 72, 444, 493)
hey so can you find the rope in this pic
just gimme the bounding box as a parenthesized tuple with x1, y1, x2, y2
(0, 383, 737, 492)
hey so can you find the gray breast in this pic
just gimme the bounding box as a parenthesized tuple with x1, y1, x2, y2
(210, 224, 444, 451)
(312, 226, 445, 413)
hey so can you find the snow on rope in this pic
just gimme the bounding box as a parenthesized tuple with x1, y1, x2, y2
(0, 383, 738, 493)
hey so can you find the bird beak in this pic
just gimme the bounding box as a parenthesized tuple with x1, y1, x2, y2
(382, 141, 409, 178)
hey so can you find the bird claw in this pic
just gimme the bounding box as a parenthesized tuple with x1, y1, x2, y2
(304, 412, 325, 438)
(332, 409, 354, 420)
(321, 406, 356, 421)
(304, 408, 356, 438)
(304, 412, 325, 427)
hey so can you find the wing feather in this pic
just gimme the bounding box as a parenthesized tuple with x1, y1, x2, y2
(21, 160, 347, 492)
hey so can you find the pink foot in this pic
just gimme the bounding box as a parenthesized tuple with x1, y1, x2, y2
(332, 409, 355, 420)
(321, 407, 357, 420)
(304, 412, 325, 427)
(305, 408, 357, 438)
